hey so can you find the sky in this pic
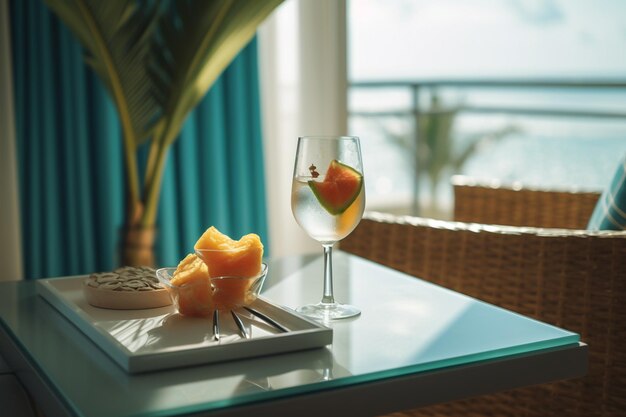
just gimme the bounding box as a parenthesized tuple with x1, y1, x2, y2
(348, 0, 626, 80)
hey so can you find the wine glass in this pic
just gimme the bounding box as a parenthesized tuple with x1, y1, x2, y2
(291, 136, 366, 320)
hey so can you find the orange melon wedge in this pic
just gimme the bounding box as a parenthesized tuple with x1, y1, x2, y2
(171, 254, 209, 286)
(194, 227, 264, 278)
(194, 227, 264, 310)
(170, 254, 213, 317)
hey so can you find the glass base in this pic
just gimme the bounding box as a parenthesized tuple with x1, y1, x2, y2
(296, 302, 361, 321)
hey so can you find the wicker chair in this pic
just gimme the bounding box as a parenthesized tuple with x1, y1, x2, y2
(341, 211, 626, 417)
(451, 176, 601, 229)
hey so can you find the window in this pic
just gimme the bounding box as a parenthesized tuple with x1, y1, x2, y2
(348, 0, 626, 217)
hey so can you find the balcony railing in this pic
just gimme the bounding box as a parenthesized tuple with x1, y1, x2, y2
(349, 78, 626, 215)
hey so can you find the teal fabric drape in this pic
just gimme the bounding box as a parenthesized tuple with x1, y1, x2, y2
(10, 0, 269, 279)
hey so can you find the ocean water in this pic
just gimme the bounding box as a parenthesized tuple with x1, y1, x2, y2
(462, 132, 626, 189)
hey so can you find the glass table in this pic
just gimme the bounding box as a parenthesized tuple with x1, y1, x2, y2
(0, 252, 587, 417)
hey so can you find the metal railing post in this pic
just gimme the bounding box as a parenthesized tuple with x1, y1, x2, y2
(412, 84, 421, 216)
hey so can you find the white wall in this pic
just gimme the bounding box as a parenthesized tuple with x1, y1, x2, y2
(259, 0, 348, 259)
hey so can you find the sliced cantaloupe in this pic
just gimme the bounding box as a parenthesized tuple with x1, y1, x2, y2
(171, 254, 209, 286)
(194, 226, 263, 278)
(194, 227, 264, 311)
(308, 160, 363, 215)
(170, 254, 213, 317)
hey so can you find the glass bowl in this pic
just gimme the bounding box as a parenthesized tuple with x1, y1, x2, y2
(156, 263, 268, 317)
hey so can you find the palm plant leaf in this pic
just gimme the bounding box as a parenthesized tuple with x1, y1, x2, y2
(46, 0, 284, 228)
(44, 0, 161, 145)
(153, 0, 283, 146)
(425, 109, 457, 185)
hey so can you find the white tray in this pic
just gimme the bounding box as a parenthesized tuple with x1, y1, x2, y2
(36, 276, 332, 374)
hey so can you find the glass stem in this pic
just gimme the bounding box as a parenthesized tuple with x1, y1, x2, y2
(321, 243, 335, 305)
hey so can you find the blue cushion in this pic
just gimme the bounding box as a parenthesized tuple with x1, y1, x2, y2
(588, 157, 626, 230)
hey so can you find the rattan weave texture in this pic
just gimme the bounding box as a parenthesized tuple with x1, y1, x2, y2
(341, 212, 626, 417)
(452, 178, 601, 229)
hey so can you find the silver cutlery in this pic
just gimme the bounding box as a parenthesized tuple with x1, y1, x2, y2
(231, 310, 250, 339)
(212, 307, 288, 341)
(244, 306, 289, 333)
(212, 309, 220, 341)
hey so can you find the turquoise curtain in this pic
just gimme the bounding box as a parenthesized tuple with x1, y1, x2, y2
(10, 0, 268, 279)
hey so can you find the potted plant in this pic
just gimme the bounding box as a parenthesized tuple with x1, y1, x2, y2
(44, 0, 282, 266)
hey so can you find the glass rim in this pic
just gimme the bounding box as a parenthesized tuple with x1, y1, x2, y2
(155, 263, 268, 289)
(298, 135, 360, 141)
(210, 263, 268, 282)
